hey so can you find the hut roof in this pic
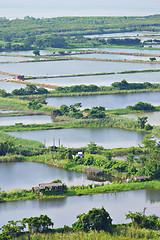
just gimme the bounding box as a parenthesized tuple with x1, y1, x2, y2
(39, 182, 63, 188)
(86, 168, 103, 174)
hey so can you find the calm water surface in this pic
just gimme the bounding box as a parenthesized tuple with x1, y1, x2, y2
(0, 50, 53, 56)
(0, 189, 160, 228)
(8, 128, 148, 148)
(0, 56, 32, 62)
(122, 112, 160, 126)
(84, 32, 160, 38)
(29, 71, 160, 87)
(0, 161, 98, 191)
(0, 81, 26, 92)
(0, 74, 11, 79)
(46, 92, 160, 109)
(1, 60, 160, 77)
(81, 47, 160, 55)
(0, 115, 54, 126)
(73, 53, 160, 61)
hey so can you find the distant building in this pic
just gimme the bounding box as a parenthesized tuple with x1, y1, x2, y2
(86, 168, 104, 177)
(76, 152, 84, 158)
(124, 175, 148, 183)
(15, 75, 24, 80)
(34, 182, 63, 194)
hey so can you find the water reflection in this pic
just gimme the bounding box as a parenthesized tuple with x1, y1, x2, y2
(146, 189, 160, 203)
(9, 127, 147, 148)
(46, 92, 160, 109)
(1, 60, 160, 77)
(0, 115, 54, 126)
(121, 112, 160, 126)
(29, 71, 160, 87)
(0, 162, 99, 191)
(0, 190, 160, 228)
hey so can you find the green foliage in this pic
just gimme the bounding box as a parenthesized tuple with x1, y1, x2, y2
(111, 80, 155, 90)
(0, 132, 44, 156)
(12, 84, 49, 96)
(0, 140, 15, 156)
(107, 38, 142, 46)
(72, 207, 112, 232)
(127, 102, 155, 111)
(0, 220, 25, 239)
(27, 99, 42, 110)
(22, 215, 53, 233)
(86, 142, 99, 154)
(138, 116, 148, 129)
(126, 211, 159, 230)
(33, 49, 40, 56)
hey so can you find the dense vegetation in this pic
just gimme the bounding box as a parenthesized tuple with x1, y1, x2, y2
(1, 209, 160, 240)
(1, 15, 160, 51)
(0, 132, 44, 156)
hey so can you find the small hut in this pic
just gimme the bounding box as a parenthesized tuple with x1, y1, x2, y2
(34, 182, 63, 194)
(15, 75, 24, 81)
(85, 168, 104, 181)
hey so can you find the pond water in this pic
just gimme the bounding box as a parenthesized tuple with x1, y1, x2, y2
(46, 92, 160, 109)
(84, 32, 160, 38)
(0, 56, 32, 62)
(0, 50, 53, 56)
(29, 71, 160, 86)
(0, 81, 26, 92)
(0, 161, 99, 191)
(0, 74, 12, 79)
(0, 115, 54, 126)
(8, 127, 148, 148)
(72, 53, 160, 61)
(0, 189, 160, 228)
(0, 110, 18, 113)
(28, 71, 160, 87)
(80, 47, 160, 55)
(1, 60, 160, 77)
(121, 112, 160, 126)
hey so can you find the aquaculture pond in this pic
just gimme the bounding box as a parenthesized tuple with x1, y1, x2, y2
(8, 127, 149, 148)
(72, 53, 160, 61)
(0, 161, 99, 191)
(121, 111, 160, 126)
(0, 115, 55, 126)
(84, 31, 160, 38)
(0, 56, 32, 62)
(80, 47, 160, 55)
(0, 189, 160, 228)
(0, 81, 26, 92)
(46, 92, 160, 109)
(1, 60, 160, 77)
(28, 71, 160, 87)
(0, 50, 53, 56)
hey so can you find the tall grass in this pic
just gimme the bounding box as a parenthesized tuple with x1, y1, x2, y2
(0, 131, 44, 156)
(16, 228, 160, 240)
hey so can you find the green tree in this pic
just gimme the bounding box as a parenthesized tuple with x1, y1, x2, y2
(22, 215, 53, 233)
(72, 207, 112, 232)
(0, 220, 25, 239)
(33, 48, 40, 56)
(86, 142, 98, 154)
(142, 134, 156, 150)
(138, 116, 148, 129)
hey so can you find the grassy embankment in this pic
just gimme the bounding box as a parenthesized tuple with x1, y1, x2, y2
(1, 114, 160, 137)
(0, 96, 54, 113)
(1, 180, 160, 203)
(15, 228, 160, 240)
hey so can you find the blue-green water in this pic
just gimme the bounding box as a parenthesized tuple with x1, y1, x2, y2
(46, 92, 160, 109)
(1, 60, 160, 77)
(8, 127, 148, 148)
